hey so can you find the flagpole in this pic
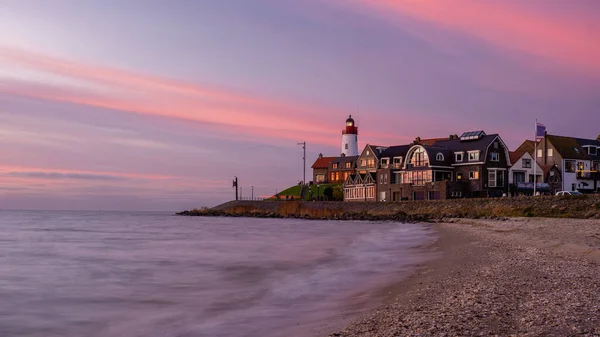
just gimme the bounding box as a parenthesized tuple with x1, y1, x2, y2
(533, 119, 537, 196)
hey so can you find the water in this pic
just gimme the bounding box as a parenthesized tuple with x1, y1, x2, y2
(0, 211, 439, 337)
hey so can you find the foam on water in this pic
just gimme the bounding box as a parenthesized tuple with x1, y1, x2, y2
(0, 211, 439, 337)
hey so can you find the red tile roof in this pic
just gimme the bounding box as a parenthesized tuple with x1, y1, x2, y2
(311, 156, 336, 169)
(509, 151, 526, 165)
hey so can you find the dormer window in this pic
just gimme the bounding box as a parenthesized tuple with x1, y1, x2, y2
(468, 151, 480, 161)
(589, 147, 598, 155)
(436, 153, 444, 161)
(345, 162, 352, 168)
(490, 153, 499, 162)
(332, 163, 339, 169)
(381, 158, 389, 167)
(455, 152, 464, 162)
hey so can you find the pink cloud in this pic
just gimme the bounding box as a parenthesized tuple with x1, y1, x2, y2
(0, 46, 410, 149)
(350, 0, 600, 76)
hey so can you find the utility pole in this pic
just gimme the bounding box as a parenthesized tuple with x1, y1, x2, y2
(297, 142, 306, 185)
(233, 176, 238, 200)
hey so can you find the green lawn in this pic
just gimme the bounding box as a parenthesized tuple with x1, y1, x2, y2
(267, 183, 341, 200)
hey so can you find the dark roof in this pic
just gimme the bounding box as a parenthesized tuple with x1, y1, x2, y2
(423, 146, 453, 166)
(432, 134, 500, 154)
(311, 156, 336, 169)
(330, 155, 359, 167)
(379, 145, 411, 158)
(346, 115, 355, 124)
(546, 135, 589, 160)
(574, 137, 600, 161)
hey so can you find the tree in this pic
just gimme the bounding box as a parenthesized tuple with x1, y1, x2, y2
(332, 186, 344, 201)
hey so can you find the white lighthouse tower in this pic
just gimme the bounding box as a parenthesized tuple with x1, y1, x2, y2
(341, 115, 359, 156)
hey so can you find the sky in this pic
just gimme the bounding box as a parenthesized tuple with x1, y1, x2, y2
(1, 0, 599, 211)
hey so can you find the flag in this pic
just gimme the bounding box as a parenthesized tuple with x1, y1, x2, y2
(536, 123, 546, 139)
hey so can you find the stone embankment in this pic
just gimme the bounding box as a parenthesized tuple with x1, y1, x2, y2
(177, 195, 600, 221)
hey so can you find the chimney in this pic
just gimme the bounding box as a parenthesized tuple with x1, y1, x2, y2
(414, 136, 421, 145)
(318, 153, 323, 159)
(341, 153, 346, 157)
(597, 134, 600, 141)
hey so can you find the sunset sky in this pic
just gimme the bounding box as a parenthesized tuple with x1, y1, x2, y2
(1, 1, 599, 211)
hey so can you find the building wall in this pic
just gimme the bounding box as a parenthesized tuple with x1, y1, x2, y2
(312, 168, 328, 184)
(508, 152, 543, 184)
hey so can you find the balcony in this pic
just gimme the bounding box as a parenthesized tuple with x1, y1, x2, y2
(576, 170, 598, 179)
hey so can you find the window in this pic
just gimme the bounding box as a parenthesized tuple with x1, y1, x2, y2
(316, 174, 325, 183)
(589, 147, 598, 155)
(335, 172, 340, 181)
(436, 153, 444, 161)
(409, 147, 428, 167)
(565, 160, 576, 173)
(489, 170, 497, 187)
(522, 158, 532, 168)
(456, 172, 463, 181)
(345, 162, 351, 168)
(360, 159, 366, 167)
(367, 159, 375, 168)
(393, 157, 402, 164)
(469, 171, 479, 180)
(537, 149, 542, 158)
(497, 171, 504, 187)
(547, 148, 553, 157)
(345, 143, 348, 150)
(468, 151, 479, 161)
(379, 174, 384, 184)
(343, 172, 349, 181)
(332, 163, 338, 169)
(381, 158, 389, 167)
(455, 152, 464, 162)
(490, 152, 499, 162)
(366, 150, 370, 155)
(405, 170, 432, 185)
(493, 142, 499, 149)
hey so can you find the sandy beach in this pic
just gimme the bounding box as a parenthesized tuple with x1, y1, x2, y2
(332, 218, 600, 336)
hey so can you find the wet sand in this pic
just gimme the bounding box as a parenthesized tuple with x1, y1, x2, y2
(330, 218, 600, 336)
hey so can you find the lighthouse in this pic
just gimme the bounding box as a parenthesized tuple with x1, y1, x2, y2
(341, 115, 359, 156)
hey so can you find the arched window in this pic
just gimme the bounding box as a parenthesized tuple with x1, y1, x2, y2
(345, 143, 348, 149)
(436, 153, 444, 161)
(408, 147, 429, 167)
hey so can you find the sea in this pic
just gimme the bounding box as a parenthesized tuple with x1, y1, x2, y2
(0, 211, 439, 337)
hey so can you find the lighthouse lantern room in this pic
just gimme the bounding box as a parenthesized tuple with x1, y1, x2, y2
(341, 115, 359, 156)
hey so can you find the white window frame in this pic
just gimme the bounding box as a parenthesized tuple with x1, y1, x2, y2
(468, 151, 480, 161)
(537, 149, 542, 158)
(436, 153, 444, 161)
(522, 158, 531, 168)
(455, 152, 464, 162)
(547, 148, 553, 157)
(490, 152, 499, 162)
(489, 170, 497, 188)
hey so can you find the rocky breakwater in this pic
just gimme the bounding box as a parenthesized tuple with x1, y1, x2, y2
(177, 195, 600, 221)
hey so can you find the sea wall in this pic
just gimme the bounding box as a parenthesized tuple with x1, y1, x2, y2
(178, 195, 600, 221)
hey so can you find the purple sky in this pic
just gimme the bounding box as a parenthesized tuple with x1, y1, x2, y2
(1, 1, 599, 211)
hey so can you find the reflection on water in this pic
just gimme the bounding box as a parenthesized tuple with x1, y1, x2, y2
(0, 211, 438, 337)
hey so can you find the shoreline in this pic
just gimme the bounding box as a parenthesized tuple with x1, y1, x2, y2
(330, 218, 600, 336)
(178, 196, 600, 221)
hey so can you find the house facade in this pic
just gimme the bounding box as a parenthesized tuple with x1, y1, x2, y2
(344, 131, 511, 201)
(533, 134, 600, 193)
(508, 151, 548, 196)
(328, 155, 359, 184)
(311, 154, 336, 184)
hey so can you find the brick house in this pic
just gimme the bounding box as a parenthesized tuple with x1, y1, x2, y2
(311, 153, 336, 184)
(345, 131, 512, 201)
(328, 154, 359, 184)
